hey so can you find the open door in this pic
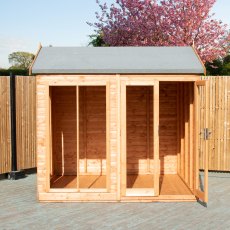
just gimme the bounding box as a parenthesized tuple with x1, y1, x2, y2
(195, 80, 209, 204)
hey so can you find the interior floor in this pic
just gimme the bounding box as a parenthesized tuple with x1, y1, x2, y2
(127, 174, 192, 195)
(159, 175, 192, 195)
(50, 174, 193, 195)
(50, 175, 106, 189)
(127, 174, 154, 188)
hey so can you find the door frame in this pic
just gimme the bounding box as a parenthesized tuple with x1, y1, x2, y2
(120, 80, 160, 197)
(194, 80, 209, 203)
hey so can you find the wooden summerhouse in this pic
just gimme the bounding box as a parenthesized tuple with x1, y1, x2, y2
(31, 46, 209, 203)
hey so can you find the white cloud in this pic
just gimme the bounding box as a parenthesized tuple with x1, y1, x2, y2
(0, 35, 37, 68)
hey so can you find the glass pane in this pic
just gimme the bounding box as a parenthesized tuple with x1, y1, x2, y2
(79, 86, 106, 189)
(50, 86, 77, 189)
(126, 86, 154, 189)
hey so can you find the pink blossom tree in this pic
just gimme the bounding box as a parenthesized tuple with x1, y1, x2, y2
(89, 0, 230, 63)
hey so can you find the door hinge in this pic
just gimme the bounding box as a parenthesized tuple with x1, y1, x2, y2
(203, 128, 211, 140)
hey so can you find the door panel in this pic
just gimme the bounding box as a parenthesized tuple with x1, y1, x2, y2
(195, 80, 209, 203)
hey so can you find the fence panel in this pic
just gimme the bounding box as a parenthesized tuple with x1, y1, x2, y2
(0, 76, 11, 174)
(16, 76, 36, 170)
(0, 76, 36, 174)
(200, 76, 230, 171)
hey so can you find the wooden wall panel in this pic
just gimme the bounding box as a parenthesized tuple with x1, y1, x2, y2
(0, 76, 11, 174)
(189, 83, 194, 189)
(159, 83, 178, 174)
(177, 82, 195, 189)
(179, 83, 185, 178)
(176, 83, 180, 176)
(184, 83, 189, 183)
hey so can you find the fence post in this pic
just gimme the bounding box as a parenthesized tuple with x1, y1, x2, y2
(8, 73, 25, 180)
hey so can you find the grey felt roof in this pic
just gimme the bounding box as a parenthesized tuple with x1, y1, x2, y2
(32, 46, 204, 74)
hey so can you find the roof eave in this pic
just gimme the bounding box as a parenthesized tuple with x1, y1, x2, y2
(191, 46, 206, 75)
(30, 43, 42, 75)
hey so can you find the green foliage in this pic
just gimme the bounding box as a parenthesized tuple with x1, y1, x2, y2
(205, 55, 230, 76)
(88, 34, 108, 47)
(8, 52, 35, 69)
(0, 68, 29, 76)
(222, 55, 230, 75)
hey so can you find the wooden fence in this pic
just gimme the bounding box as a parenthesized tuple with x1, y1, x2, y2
(16, 76, 36, 170)
(0, 77, 11, 174)
(0, 76, 229, 174)
(200, 76, 230, 171)
(0, 76, 36, 174)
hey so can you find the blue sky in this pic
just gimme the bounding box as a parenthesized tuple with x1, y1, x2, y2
(0, 0, 229, 68)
